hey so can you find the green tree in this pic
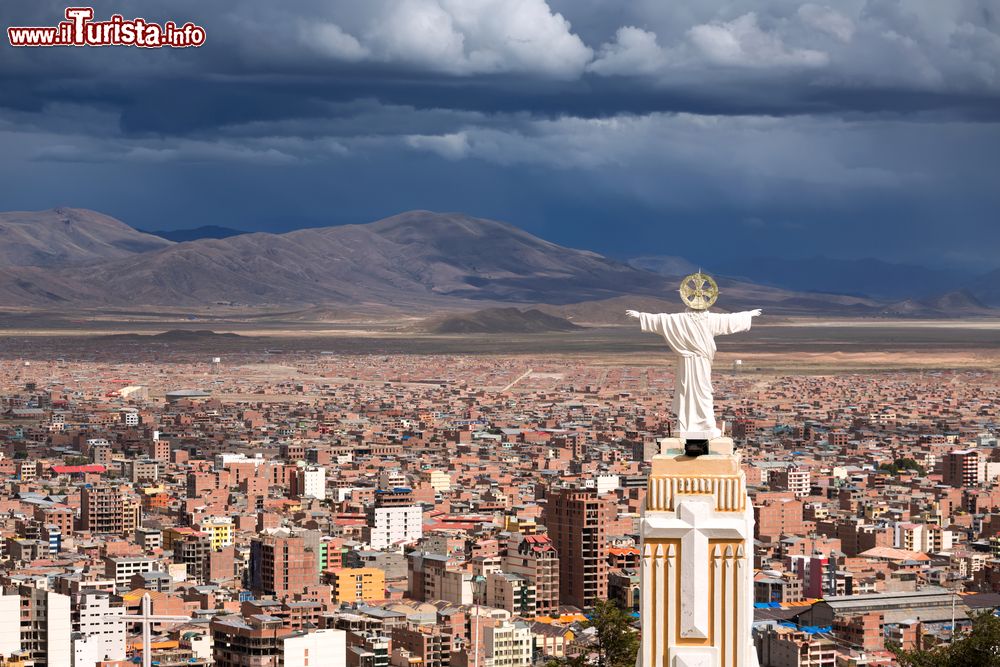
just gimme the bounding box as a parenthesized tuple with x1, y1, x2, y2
(879, 457, 926, 476)
(894, 611, 1000, 667)
(587, 599, 640, 667)
(894, 457, 926, 475)
(543, 601, 638, 667)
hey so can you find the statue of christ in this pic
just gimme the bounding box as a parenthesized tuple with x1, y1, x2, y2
(626, 272, 760, 441)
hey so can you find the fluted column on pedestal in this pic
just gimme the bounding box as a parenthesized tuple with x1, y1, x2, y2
(637, 438, 759, 667)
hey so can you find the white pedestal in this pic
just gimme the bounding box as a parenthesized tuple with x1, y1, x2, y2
(638, 445, 759, 667)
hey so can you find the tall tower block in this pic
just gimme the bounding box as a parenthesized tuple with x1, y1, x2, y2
(638, 438, 758, 667)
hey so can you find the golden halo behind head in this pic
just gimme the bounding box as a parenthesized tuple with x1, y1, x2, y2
(678, 271, 719, 310)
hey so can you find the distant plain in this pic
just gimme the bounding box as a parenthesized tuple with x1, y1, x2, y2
(2, 311, 999, 373)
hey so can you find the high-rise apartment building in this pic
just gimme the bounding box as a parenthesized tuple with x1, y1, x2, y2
(2, 586, 71, 667)
(502, 534, 559, 615)
(198, 517, 235, 550)
(545, 488, 610, 609)
(944, 449, 979, 488)
(485, 572, 536, 618)
(104, 556, 158, 592)
(249, 530, 319, 599)
(81, 485, 141, 535)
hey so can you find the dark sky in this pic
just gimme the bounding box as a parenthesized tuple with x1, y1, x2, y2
(2, 0, 999, 268)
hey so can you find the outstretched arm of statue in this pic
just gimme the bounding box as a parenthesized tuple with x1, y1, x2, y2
(709, 309, 760, 336)
(626, 309, 665, 335)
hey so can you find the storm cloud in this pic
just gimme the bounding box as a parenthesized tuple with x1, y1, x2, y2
(1, 0, 998, 267)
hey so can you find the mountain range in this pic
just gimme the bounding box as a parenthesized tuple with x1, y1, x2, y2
(0, 208, 994, 318)
(0, 208, 172, 267)
(141, 225, 247, 243)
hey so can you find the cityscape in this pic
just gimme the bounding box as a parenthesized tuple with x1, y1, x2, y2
(0, 339, 996, 666)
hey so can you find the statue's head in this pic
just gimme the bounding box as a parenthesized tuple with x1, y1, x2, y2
(678, 271, 718, 310)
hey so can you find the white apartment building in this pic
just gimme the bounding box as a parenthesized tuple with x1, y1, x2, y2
(297, 465, 327, 500)
(594, 474, 620, 496)
(284, 628, 346, 667)
(104, 556, 159, 591)
(3, 586, 71, 667)
(894, 522, 954, 554)
(485, 621, 533, 667)
(72, 590, 126, 666)
(366, 505, 422, 550)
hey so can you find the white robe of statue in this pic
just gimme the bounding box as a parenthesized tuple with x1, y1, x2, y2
(631, 309, 759, 438)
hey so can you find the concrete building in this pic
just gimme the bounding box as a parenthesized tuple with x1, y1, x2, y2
(293, 465, 327, 500)
(366, 505, 423, 550)
(894, 522, 953, 554)
(546, 488, 610, 608)
(593, 474, 620, 496)
(944, 449, 979, 488)
(485, 572, 536, 618)
(212, 615, 346, 667)
(3, 586, 71, 667)
(81, 484, 141, 536)
(104, 556, 158, 592)
(329, 567, 386, 604)
(135, 526, 163, 550)
(502, 534, 559, 616)
(71, 590, 126, 666)
(0, 595, 19, 657)
(422, 470, 451, 493)
(772, 467, 811, 498)
(484, 621, 532, 667)
(391, 625, 451, 667)
(757, 626, 836, 667)
(285, 628, 347, 667)
(125, 458, 159, 483)
(198, 516, 235, 550)
(250, 530, 319, 599)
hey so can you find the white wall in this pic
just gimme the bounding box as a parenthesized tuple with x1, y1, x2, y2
(47, 591, 72, 667)
(284, 629, 346, 667)
(0, 595, 20, 656)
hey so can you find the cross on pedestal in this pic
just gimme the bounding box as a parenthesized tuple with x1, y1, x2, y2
(108, 592, 191, 667)
(642, 498, 748, 640)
